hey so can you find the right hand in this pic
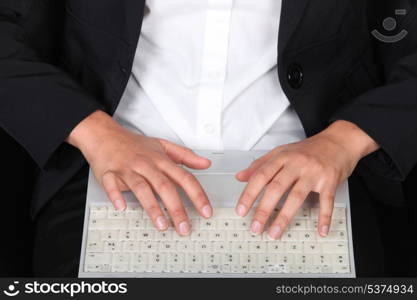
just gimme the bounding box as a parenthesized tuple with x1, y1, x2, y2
(67, 110, 212, 235)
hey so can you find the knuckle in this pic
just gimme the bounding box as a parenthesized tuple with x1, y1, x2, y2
(156, 178, 174, 193)
(268, 180, 284, 192)
(319, 211, 332, 221)
(143, 203, 160, 214)
(255, 207, 271, 220)
(132, 156, 150, 170)
(170, 208, 186, 220)
(181, 171, 196, 185)
(131, 180, 148, 191)
(290, 190, 306, 203)
(254, 168, 269, 182)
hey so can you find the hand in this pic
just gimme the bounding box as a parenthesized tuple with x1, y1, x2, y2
(67, 111, 212, 235)
(235, 120, 379, 239)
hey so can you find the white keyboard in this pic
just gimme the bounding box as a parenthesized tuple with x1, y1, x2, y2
(83, 205, 351, 275)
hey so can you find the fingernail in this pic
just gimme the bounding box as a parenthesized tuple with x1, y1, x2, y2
(201, 205, 212, 218)
(251, 220, 262, 235)
(320, 225, 329, 237)
(179, 221, 191, 235)
(268, 225, 282, 240)
(236, 204, 246, 217)
(114, 199, 125, 211)
(156, 216, 168, 231)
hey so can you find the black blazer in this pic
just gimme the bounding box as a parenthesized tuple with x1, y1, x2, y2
(1, 0, 417, 216)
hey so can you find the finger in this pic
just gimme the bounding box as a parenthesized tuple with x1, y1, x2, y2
(250, 169, 297, 234)
(133, 162, 191, 236)
(160, 161, 212, 219)
(123, 173, 169, 231)
(236, 154, 273, 182)
(236, 159, 284, 217)
(102, 172, 127, 211)
(318, 186, 336, 237)
(268, 180, 312, 240)
(159, 139, 211, 169)
(116, 177, 129, 192)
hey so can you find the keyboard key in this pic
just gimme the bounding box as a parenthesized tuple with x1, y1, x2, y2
(236, 219, 251, 230)
(286, 242, 303, 253)
(332, 207, 346, 220)
(322, 242, 349, 254)
(101, 230, 119, 241)
(240, 253, 258, 266)
(332, 254, 349, 266)
(303, 242, 321, 254)
(231, 241, 248, 253)
(149, 253, 166, 272)
(331, 219, 347, 231)
(138, 230, 155, 241)
(277, 254, 294, 265)
(90, 206, 108, 219)
(289, 220, 307, 230)
(267, 241, 285, 253)
(313, 254, 332, 266)
(298, 231, 315, 242)
(90, 219, 128, 230)
(281, 232, 299, 242)
(295, 254, 314, 265)
(129, 219, 145, 229)
(217, 219, 235, 230)
(190, 230, 208, 241)
(203, 253, 221, 273)
(227, 230, 244, 241)
(130, 253, 148, 272)
(167, 253, 185, 273)
(185, 253, 203, 273)
(122, 241, 140, 252)
(125, 206, 142, 219)
(213, 241, 230, 253)
(208, 231, 226, 241)
(249, 242, 266, 253)
(176, 241, 195, 252)
(108, 210, 125, 219)
(159, 241, 176, 252)
(195, 241, 212, 252)
(119, 230, 136, 241)
(85, 252, 111, 265)
(141, 241, 158, 252)
(112, 253, 130, 272)
(103, 241, 120, 252)
(200, 220, 216, 230)
(245, 231, 262, 241)
(154, 230, 173, 241)
(333, 265, 350, 273)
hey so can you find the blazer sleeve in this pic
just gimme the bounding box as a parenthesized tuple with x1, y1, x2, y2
(0, 0, 102, 169)
(332, 39, 417, 181)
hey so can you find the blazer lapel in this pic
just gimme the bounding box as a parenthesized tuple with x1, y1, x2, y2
(279, 0, 310, 56)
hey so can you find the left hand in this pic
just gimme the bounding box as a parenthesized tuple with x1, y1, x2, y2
(235, 120, 379, 239)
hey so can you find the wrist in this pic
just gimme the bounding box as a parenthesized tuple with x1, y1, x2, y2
(322, 120, 380, 161)
(66, 110, 121, 157)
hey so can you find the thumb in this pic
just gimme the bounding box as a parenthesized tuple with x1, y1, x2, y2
(159, 139, 211, 169)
